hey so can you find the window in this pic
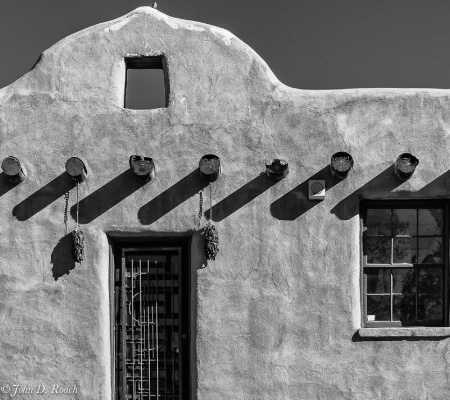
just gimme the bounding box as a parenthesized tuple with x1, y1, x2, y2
(362, 201, 447, 327)
(112, 241, 190, 400)
(124, 56, 169, 109)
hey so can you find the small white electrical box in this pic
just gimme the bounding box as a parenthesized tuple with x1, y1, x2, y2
(309, 180, 325, 200)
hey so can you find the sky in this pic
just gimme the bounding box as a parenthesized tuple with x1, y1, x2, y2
(1, 0, 450, 92)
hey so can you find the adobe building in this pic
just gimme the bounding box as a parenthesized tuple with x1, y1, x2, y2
(1, 6, 450, 400)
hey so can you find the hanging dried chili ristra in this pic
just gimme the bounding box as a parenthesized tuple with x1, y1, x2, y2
(72, 182, 84, 262)
(203, 182, 219, 261)
(72, 229, 84, 262)
(203, 223, 219, 261)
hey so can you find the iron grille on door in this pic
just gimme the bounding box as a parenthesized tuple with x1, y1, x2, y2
(113, 243, 190, 400)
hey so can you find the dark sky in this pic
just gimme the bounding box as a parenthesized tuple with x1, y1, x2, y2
(1, 0, 450, 91)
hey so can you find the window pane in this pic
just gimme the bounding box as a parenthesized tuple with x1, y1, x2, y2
(366, 269, 390, 294)
(367, 209, 392, 236)
(418, 295, 442, 320)
(418, 267, 442, 294)
(125, 68, 166, 109)
(367, 295, 390, 321)
(393, 237, 417, 263)
(363, 204, 445, 328)
(418, 209, 442, 235)
(418, 237, 442, 264)
(393, 209, 417, 236)
(392, 268, 415, 294)
(393, 294, 416, 321)
(366, 237, 391, 264)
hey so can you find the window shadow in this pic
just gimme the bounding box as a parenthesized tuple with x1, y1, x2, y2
(351, 331, 448, 342)
(270, 165, 341, 221)
(331, 165, 415, 221)
(138, 169, 208, 225)
(51, 233, 75, 281)
(13, 173, 76, 221)
(0, 172, 21, 197)
(70, 169, 144, 224)
(204, 173, 279, 222)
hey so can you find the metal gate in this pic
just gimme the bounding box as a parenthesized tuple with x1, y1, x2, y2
(113, 243, 190, 400)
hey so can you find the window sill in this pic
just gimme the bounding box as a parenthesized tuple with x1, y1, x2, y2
(358, 327, 450, 339)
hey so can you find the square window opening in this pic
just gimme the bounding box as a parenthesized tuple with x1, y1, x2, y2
(124, 56, 169, 110)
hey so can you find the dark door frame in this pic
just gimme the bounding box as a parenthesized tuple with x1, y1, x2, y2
(109, 237, 191, 400)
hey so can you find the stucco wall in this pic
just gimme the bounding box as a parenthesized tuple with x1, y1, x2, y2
(1, 7, 450, 400)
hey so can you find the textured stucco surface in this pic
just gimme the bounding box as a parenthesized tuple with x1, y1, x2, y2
(1, 7, 450, 400)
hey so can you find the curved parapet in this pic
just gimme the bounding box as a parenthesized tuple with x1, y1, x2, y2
(0, 7, 280, 123)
